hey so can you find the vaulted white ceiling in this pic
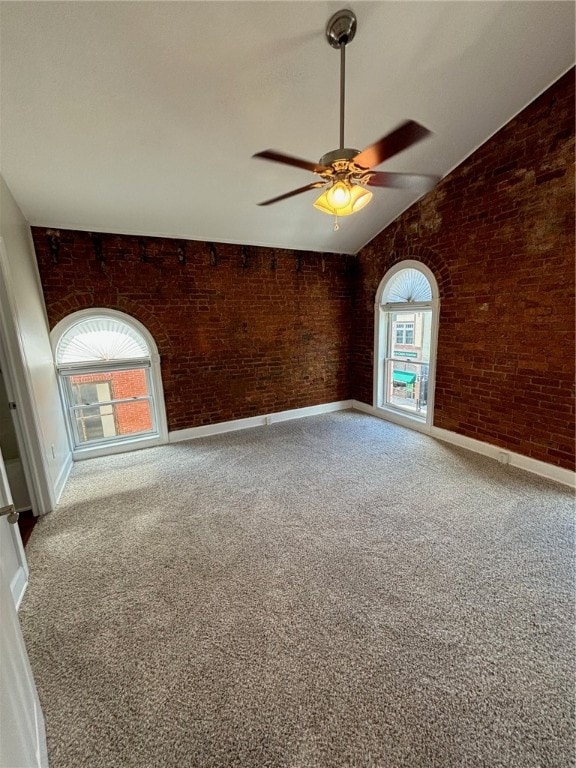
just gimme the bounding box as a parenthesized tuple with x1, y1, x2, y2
(1, 2, 574, 255)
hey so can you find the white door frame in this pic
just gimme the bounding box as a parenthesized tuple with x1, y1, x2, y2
(0, 238, 54, 514)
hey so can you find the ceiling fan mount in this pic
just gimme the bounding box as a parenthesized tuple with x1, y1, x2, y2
(325, 8, 357, 49)
(253, 9, 439, 218)
(318, 11, 361, 184)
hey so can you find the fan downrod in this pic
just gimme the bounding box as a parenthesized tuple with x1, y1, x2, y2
(326, 9, 357, 49)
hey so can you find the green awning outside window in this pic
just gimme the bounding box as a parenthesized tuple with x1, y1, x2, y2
(393, 370, 417, 385)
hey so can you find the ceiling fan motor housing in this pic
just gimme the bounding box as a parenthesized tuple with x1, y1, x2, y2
(319, 148, 359, 166)
(318, 148, 371, 185)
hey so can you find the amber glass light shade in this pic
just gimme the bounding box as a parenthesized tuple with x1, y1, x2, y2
(313, 182, 373, 216)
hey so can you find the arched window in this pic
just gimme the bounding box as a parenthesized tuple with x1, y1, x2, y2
(374, 261, 439, 428)
(52, 309, 167, 457)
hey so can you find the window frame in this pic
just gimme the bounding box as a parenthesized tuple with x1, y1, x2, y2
(51, 309, 168, 460)
(373, 261, 440, 431)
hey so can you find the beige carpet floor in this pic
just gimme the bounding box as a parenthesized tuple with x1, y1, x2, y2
(19, 412, 575, 767)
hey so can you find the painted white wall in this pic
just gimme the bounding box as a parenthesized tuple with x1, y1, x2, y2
(0, 175, 71, 512)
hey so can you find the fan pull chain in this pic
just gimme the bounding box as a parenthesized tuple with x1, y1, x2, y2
(334, 215, 340, 231)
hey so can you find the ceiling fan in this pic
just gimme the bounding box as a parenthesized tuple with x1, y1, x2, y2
(253, 9, 439, 225)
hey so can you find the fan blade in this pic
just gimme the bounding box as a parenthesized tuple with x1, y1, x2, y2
(257, 182, 326, 206)
(353, 120, 433, 170)
(367, 171, 439, 192)
(253, 150, 329, 175)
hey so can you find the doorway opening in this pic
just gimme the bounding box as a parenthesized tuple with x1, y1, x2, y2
(374, 261, 439, 428)
(0, 326, 36, 537)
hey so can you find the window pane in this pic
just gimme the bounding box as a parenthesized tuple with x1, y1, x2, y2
(385, 360, 428, 416)
(391, 312, 430, 362)
(67, 367, 154, 446)
(384, 309, 432, 418)
(71, 379, 112, 406)
(73, 400, 153, 444)
(69, 369, 149, 403)
(74, 405, 117, 443)
(114, 400, 153, 436)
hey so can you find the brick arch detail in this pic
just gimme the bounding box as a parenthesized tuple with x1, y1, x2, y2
(48, 295, 171, 356)
(114, 298, 171, 354)
(386, 245, 452, 301)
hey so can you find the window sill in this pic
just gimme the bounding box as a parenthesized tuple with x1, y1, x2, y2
(72, 433, 163, 461)
(373, 405, 430, 433)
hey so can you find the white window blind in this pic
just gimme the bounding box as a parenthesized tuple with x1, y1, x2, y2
(56, 317, 150, 365)
(382, 269, 432, 303)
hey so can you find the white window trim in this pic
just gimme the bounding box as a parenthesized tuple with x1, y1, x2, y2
(373, 260, 440, 431)
(51, 308, 168, 460)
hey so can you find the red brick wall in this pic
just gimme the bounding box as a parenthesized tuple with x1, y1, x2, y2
(352, 69, 575, 470)
(32, 234, 353, 432)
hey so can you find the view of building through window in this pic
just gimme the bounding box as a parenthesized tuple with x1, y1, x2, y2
(68, 369, 153, 444)
(395, 322, 414, 345)
(387, 310, 431, 415)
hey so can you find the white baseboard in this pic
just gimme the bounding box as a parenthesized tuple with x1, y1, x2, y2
(352, 400, 575, 488)
(169, 400, 353, 443)
(53, 452, 73, 504)
(430, 427, 575, 488)
(267, 400, 353, 424)
(350, 399, 376, 416)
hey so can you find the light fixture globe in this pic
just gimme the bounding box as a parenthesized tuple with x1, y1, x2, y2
(327, 181, 351, 208)
(350, 185, 373, 212)
(313, 182, 372, 216)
